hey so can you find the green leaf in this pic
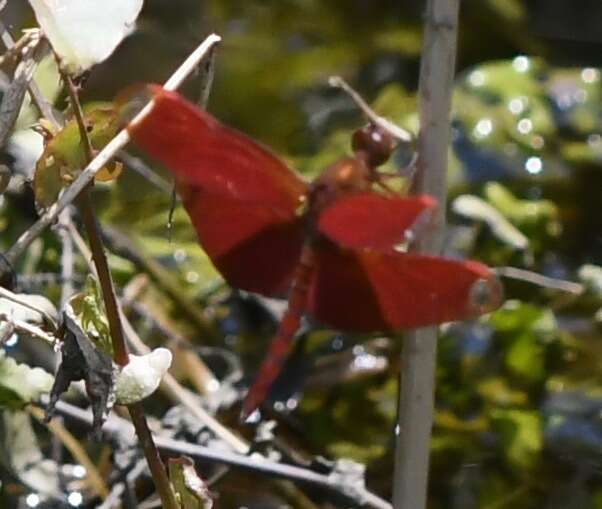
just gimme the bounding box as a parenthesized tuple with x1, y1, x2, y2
(33, 103, 121, 207)
(0, 350, 54, 409)
(68, 275, 113, 355)
(477, 377, 528, 407)
(506, 334, 545, 384)
(484, 182, 558, 227)
(490, 409, 542, 470)
(490, 301, 557, 337)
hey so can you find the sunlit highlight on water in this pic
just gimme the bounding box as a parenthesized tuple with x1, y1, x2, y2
(26, 494, 40, 507)
(512, 55, 530, 73)
(525, 157, 543, 174)
(68, 492, 83, 507)
(517, 118, 533, 134)
(468, 70, 485, 87)
(473, 118, 493, 139)
(581, 68, 599, 84)
(508, 97, 526, 115)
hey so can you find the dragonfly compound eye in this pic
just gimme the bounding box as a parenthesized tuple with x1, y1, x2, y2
(351, 124, 396, 167)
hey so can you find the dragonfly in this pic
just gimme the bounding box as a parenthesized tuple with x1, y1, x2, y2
(125, 85, 504, 420)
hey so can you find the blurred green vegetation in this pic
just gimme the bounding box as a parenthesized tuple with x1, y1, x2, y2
(2, 1, 602, 508)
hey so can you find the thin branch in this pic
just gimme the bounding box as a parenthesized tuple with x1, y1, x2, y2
(43, 398, 392, 509)
(196, 41, 217, 107)
(0, 285, 58, 330)
(0, 24, 62, 127)
(54, 37, 221, 508)
(328, 76, 413, 143)
(7, 318, 56, 344)
(157, 438, 392, 509)
(393, 2, 460, 509)
(495, 266, 584, 294)
(0, 36, 41, 148)
(0, 30, 35, 66)
(5, 34, 222, 265)
(57, 208, 75, 308)
(67, 218, 248, 453)
(63, 69, 178, 509)
(117, 150, 173, 194)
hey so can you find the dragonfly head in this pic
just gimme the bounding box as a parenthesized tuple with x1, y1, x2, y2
(352, 123, 396, 168)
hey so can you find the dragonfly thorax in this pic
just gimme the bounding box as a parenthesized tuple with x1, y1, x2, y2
(308, 157, 371, 217)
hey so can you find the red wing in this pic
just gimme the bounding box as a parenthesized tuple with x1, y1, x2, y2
(307, 242, 503, 331)
(181, 188, 305, 295)
(128, 86, 308, 212)
(126, 86, 309, 295)
(317, 193, 437, 251)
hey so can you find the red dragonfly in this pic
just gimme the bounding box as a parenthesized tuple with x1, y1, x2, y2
(126, 85, 504, 419)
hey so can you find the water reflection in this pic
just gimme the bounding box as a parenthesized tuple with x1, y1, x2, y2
(525, 156, 543, 174)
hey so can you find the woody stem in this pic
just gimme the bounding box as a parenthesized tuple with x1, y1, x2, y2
(63, 73, 179, 509)
(392, 1, 460, 508)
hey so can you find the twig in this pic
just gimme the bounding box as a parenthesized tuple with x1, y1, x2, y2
(5, 34, 222, 265)
(65, 218, 96, 274)
(64, 80, 128, 361)
(197, 41, 217, 107)
(57, 208, 75, 307)
(0, 285, 58, 330)
(117, 150, 173, 194)
(482, 483, 530, 509)
(0, 24, 61, 127)
(158, 438, 391, 509)
(67, 218, 247, 453)
(55, 37, 221, 508)
(43, 398, 392, 509)
(0, 37, 41, 148)
(392, 2, 460, 509)
(495, 267, 584, 294)
(169, 36, 217, 237)
(328, 76, 413, 143)
(63, 69, 178, 509)
(0, 29, 36, 66)
(5, 318, 56, 344)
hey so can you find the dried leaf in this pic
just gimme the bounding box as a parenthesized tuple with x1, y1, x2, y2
(45, 312, 115, 435)
(169, 456, 213, 509)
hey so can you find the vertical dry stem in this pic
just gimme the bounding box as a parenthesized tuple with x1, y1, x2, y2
(64, 74, 178, 509)
(392, 1, 460, 508)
